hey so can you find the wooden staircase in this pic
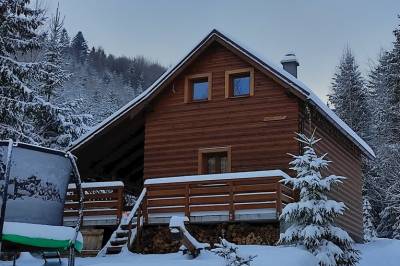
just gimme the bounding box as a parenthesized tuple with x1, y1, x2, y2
(97, 188, 146, 256)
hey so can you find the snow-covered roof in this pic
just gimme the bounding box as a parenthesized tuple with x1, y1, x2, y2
(68, 29, 375, 159)
(144, 170, 290, 185)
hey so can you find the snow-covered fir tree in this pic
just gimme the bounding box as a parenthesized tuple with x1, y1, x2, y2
(365, 19, 400, 238)
(41, 3, 70, 101)
(70, 31, 88, 65)
(363, 198, 377, 242)
(59, 28, 70, 55)
(0, 0, 91, 148)
(279, 131, 359, 266)
(376, 149, 400, 239)
(0, 0, 47, 142)
(212, 238, 257, 266)
(328, 47, 369, 139)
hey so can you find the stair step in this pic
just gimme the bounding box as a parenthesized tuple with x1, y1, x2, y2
(110, 238, 128, 246)
(106, 245, 124, 254)
(120, 223, 133, 230)
(115, 230, 129, 238)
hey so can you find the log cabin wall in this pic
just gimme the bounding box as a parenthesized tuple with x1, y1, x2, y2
(143, 42, 300, 179)
(301, 104, 363, 242)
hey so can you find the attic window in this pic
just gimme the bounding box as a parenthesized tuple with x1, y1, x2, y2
(184, 73, 212, 103)
(225, 68, 254, 98)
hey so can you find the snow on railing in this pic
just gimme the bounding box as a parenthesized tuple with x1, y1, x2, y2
(144, 170, 290, 185)
(68, 181, 124, 189)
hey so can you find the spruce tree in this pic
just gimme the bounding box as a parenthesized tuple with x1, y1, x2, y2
(0, 0, 91, 148)
(328, 47, 369, 139)
(70, 31, 88, 64)
(59, 28, 70, 56)
(279, 131, 359, 266)
(366, 19, 400, 238)
(41, 4, 70, 101)
(0, 0, 46, 142)
(362, 198, 377, 242)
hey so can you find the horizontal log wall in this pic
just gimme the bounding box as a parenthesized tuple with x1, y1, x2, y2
(144, 42, 299, 179)
(302, 105, 364, 242)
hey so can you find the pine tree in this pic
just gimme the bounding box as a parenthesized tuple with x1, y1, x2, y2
(366, 19, 400, 238)
(59, 28, 70, 56)
(0, 0, 47, 142)
(0, 0, 91, 148)
(328, 47, 369, 139)
(385, 17, 400, 142)
(70, 31, 88, 64)
(363, 198, 377, 242)
(279, 131, 359, 266)
(41, 3, 70, 101)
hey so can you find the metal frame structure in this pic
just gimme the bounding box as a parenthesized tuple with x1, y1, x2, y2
(0, 140, 84, 266)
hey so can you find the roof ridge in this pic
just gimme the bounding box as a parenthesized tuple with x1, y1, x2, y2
(68, 29, 375, 159)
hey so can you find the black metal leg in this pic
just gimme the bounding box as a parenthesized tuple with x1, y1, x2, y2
(12, 253, 16, 266)
(42, 252, 47, 264)
(68, 246, 75, 266)
(57, 251, 61, 264)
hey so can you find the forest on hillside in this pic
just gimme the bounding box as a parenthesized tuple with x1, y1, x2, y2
(55, 30, 165, 123)
(0, 2, 165, 147)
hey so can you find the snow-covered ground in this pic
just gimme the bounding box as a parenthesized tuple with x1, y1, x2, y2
(1, 238, 398, 266)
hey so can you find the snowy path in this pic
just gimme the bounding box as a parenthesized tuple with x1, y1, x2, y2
(0, 239, 398, 266)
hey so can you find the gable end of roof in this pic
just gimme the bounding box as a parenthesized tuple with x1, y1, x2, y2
(68, 29, 375, 159)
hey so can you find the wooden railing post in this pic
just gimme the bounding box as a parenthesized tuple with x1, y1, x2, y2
(127, 220, 133, 250)
(228, 181, 234, 221)
(136, 207, 142, 252)
(116, 186, 123, 223)
(185, 184, 190, 218)
(276, 179, 282, 215)
(143, 193, 148, 224)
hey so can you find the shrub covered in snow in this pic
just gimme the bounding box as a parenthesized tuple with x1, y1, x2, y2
(212, 238, 256, 266)
(279, 131, 360, 266)
(363, 198, 377, 242)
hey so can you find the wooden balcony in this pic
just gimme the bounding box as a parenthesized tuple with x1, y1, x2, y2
(142, 170, 295, 224)
(63, 181, 124, 227)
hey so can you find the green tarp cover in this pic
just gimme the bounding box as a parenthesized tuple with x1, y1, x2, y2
(2, 222, 83, 252)
(2, 234, 83, 252)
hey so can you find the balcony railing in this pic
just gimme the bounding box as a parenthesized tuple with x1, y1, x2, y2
(143, 170, 295, 224)
(63, 181, 124, 227)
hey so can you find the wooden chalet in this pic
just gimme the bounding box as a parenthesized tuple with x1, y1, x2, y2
(67, 29, 375, 254)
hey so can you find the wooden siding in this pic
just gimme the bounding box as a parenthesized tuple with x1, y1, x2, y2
(143, 42, 300, 179)
(301, 105, 363, 242)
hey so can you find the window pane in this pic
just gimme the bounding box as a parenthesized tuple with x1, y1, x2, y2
(207, 157, 216, 174)
(220, 156, 228, 173)
(192, 80, 208, 101)
(232, 75, 250, 96)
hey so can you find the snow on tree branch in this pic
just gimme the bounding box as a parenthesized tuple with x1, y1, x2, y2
(279, 131, 359, 266)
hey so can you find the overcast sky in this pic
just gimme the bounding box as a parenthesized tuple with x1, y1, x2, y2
(47, 0, 399, 101)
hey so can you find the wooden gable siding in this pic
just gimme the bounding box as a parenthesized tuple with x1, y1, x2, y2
(143, 42, 300, 179)
(301, 105, 363, 242)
